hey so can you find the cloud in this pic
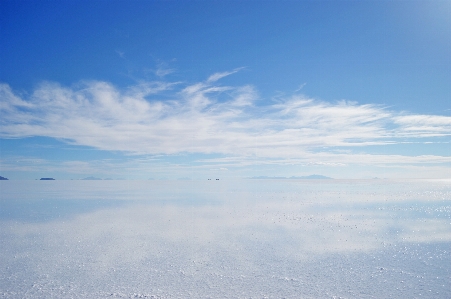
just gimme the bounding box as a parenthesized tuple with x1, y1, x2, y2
(115, 50, 125, 58)
(194, 153, 451, 169)
(393, 115, 451, 137)
(294, 82, 306, 92)
(206, 67, 244, 83)
(0, 73, 450, 163)
(155, 68, 174, 77)
(154, 65, 175, 78)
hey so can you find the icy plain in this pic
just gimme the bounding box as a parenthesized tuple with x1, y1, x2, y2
(0, 179, 450, 298)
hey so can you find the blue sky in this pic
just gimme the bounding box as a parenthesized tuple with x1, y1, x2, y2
(0, 0, 450, 180)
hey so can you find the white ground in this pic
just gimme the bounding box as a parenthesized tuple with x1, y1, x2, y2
(1, 179, 450, 298)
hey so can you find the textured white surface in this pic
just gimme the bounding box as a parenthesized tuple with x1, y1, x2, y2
(1, 179, 450, 298)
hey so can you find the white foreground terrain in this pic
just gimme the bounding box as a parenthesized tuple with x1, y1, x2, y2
(0, 179, 450, 298)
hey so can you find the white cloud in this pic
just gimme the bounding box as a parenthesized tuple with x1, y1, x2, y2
(206, 67, 244, 83)
(0, 74, 450, 165)
(294, 82, 307, 92)
(115, 50, 125, 58)
(393, 114, 451, 137)
(155, 67, 174, 78)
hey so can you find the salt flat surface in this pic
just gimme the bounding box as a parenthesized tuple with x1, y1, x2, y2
(0, 179, 450, 298)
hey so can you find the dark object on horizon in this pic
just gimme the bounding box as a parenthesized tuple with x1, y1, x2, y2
(40, 178, 55, 180)
(0, 176, 8, 180)
(216, 178, 219, 180)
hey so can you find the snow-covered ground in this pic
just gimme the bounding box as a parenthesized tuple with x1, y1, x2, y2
(1, 179, 450, 298)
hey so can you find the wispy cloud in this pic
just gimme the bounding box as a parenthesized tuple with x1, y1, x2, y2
(206, 67, 244, 83)
(294, 82, 306, 92)
(0, 72, 450, 166)
(154, 63, 175, 78)
(393, 115, 451, 137)
(115, 50, 125, 58)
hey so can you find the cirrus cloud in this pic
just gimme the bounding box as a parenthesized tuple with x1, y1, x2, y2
(0, 71, 450, 160)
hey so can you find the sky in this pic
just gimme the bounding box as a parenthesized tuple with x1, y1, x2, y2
(0, 0, 450, 180)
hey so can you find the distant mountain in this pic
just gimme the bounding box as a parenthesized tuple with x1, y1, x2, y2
(81, 176, 102, 180)
(251, 175, 333, 179)
(40, 178, 55, 180)
(0, 176, 8, 180)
